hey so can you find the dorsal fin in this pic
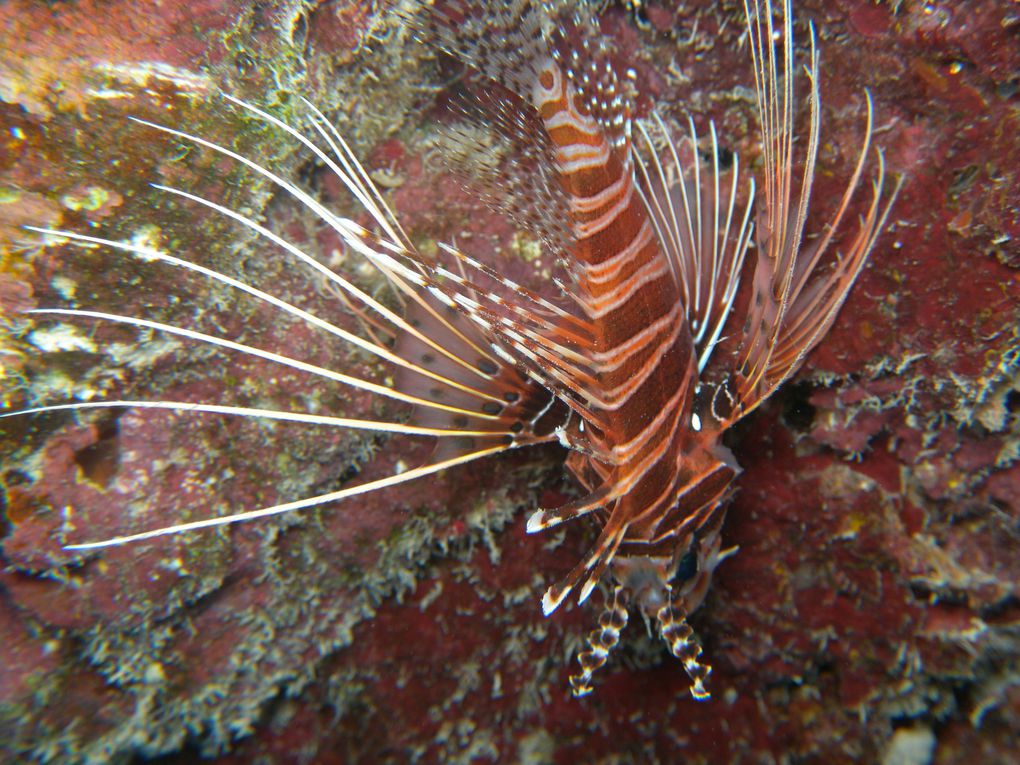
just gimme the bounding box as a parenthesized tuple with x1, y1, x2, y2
(633, 114, 755, 374)
(440, 82, 573, 261)
(407, 1, 635, 264)
(406, 0, 552, 96)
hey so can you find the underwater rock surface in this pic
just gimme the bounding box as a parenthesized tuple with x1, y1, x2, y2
(1, 0, 1017, 763)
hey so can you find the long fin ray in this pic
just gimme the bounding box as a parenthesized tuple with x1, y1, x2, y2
(64, 442, 514, 551)
(25, 227, 508, 406)
(730, 0, 897, 421)
(214, 94, 408, 252)
(0, 400, 517, 439)
(132, 109, 508, 385)
(634, 114, 754, 374)
(28, 308, 502, 420)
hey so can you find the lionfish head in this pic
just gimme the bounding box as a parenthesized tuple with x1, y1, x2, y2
(612, 518, 731, 620)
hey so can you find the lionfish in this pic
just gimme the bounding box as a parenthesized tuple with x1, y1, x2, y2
(10, 0, 897, 698)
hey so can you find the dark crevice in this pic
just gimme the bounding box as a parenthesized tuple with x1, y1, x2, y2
(73, 415, 122, 488)
(781, 380, 817, 432)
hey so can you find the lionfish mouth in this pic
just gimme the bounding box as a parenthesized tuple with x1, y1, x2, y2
(6, 0, 899, 703)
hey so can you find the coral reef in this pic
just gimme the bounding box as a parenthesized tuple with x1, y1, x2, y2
(0, 0, 1017, 763)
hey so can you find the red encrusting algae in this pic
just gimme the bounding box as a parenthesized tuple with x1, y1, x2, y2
(0, 1, 1018, 763)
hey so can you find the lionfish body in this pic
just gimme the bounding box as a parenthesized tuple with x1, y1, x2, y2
(11, 0, 897, 698)
(525, 29, 738, 697)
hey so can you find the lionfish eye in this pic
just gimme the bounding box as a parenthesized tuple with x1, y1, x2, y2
(691, 382, 711, 414)
(674, 550, 699, 583)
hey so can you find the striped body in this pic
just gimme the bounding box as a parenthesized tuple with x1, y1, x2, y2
(531, 60, 710, 594)
(525, 54, 740, 696)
